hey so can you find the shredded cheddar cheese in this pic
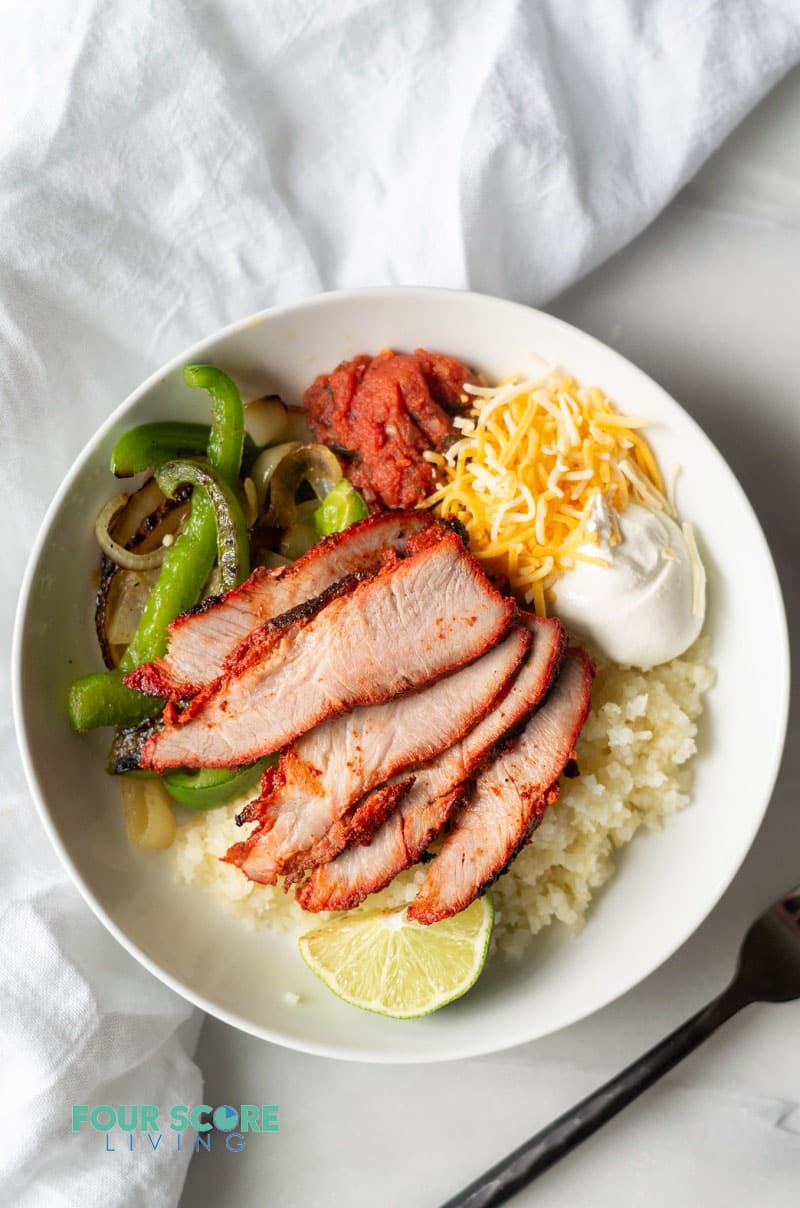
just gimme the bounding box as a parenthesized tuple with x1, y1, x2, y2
(423, 368, 672, 615)
(681, 521, 706, 619)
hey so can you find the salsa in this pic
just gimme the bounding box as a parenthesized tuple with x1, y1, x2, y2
(304, 347, 476, 509)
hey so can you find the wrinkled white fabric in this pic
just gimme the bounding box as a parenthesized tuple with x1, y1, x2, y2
(2, 1, 799, 1204)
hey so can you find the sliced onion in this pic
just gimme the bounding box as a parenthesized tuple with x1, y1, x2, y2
(284, 406, 312, 442)
(259, 550, 292, 570)
(95, 484, 191, 668)
(106, 568, 161, 645)
(244, 395, 290, 447)
(120, 778, 176, 850)
(201, 563, 224, 601)
(263, 443, 342, 528)
(96, 495, 172, 571)
(295, 499, 321, 524)
(279, 520, 318, 561)
(109, 476, 164, 546)
(251, 442, 301, 512)
(241, 476, 258, 527)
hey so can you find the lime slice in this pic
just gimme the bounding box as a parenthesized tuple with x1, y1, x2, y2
(298, 896, 493, 1019)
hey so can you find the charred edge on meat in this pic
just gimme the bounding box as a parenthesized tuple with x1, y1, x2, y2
(168, 565, 272, 628)
(473, 782, 562, 900)
(440, 514, 469, 548)
(107, 716, 164, 775)
(235, 763, 282, 828)
(217, 569, 373, 679)
(168, 509, 436, 634)
(233, 763, 280, 831)
(280, 776, 420, 889)
(178, 580, 259, 623)
(342, 777, 417, 848)
(131, 569, 373, 706)
(463, 619, 567, 771)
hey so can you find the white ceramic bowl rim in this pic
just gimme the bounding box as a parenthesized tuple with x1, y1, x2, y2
(12, 287, 790, 1062)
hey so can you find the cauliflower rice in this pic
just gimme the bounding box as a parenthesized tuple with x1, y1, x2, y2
(171, 638, 713, 957)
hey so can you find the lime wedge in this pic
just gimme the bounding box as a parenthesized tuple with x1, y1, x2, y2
(298, 896, 493, 1019)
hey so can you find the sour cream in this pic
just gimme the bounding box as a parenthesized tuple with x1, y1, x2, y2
(553, 499, 705, 667)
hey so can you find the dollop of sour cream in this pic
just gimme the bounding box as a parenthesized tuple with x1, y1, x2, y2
(553, 498, 705, 667)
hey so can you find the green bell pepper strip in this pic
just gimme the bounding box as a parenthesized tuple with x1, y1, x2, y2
(67, 364, 246, 732)
(67, 669, 162, 731)
(121, 364, 245, 669)
(110, 421, 257, 478)
(156, 459, 249, 592)
(314, 478, 369, 537)
(162, 755, 277, 810)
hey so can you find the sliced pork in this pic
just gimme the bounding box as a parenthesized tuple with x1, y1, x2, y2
(297, 615, 565, 913)
(139, 527, 515, 772)
(224, 626, 532, 885)
(407, 648, 594, 926)
(126, 510, 435, 699)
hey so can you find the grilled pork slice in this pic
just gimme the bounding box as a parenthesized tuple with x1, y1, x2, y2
(125, 510, 435, 699)
(407, 648, 594, 926)
(139, 527, 515, 772)
(296, 615, 565, 913)
(224, 626, 532, 885)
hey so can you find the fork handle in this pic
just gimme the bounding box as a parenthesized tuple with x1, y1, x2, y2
(440, 981, 751, 1208)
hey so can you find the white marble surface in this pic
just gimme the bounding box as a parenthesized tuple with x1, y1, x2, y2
(180, 70, 800, 1207)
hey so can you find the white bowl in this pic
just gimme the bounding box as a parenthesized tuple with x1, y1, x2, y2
(13, 288, 789, 1063)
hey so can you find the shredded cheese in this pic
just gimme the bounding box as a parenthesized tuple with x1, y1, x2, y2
(681, 521, 706, 618)
(667, 463, 681, 515)
(424, 368, 671, 615)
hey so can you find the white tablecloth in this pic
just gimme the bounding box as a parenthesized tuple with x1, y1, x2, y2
(3, 3, 799, 1204)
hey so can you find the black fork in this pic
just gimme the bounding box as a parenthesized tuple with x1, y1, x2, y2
(440, 885, 800, 1208)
